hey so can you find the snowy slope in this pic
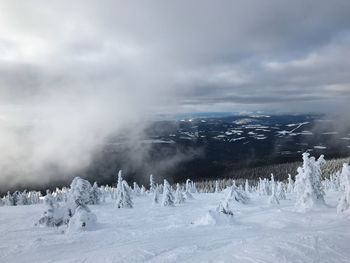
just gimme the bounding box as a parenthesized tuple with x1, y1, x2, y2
(0, 192, 350, 263)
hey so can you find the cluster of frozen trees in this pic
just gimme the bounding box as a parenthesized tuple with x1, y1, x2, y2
(36, 177, 100, 232)
(1, 152, 349, 231)
(194, 152, 350, 225)
(0, 190, 42, 206)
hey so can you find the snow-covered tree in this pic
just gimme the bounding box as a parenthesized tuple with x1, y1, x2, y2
(115, 180, 133, 208)
(141, 185, 146, 195)
(185, 179, 192, 193)
(216, 186, 237, 216)
(89, 182, 102, 205)
(224, 185, 250, 204)
(67, 201, 97, 232)
(184, 179, 194, 200)
(161, 180, 174, 207)
(287, 174, 294, 193)
(215, 180, 219, 193)
(268, 180, 280, 206)
(191, 182, 198, 193)
(69, 177, 92, 206)
(276, 182, 286, 200)
(153, 185, 159, 204)
(114, 170, 123, 200)
(133, 182, 141, 196)
(245, 179, 250, 194)
(337, 163, 350, 213)
(37, 191, 68, 227)
(294, 153, 326, 211)
(174, 183, 185, 204)
(150, 174, 156, 193)
(4, 191, 14, 206)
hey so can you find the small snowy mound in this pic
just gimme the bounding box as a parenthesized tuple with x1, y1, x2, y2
(194, 209, 234, 226)
(183, 191, 194, 200)
(268, 194, 280, 206)
(223, 185, 250, 204)
(67, 206, 97, 233)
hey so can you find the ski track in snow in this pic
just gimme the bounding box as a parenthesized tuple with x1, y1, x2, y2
(0, 192, 350, 263)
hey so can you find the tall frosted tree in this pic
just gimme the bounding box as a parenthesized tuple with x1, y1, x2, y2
(294, 153, 325, 211)
(245, 179, 249, 194)
(287, 174, 294, 193)
(153, 185, 159, 205)
(89, 182, 102, 205)
(133, 182, 141, 196)
(114, 170, 123, 200)
(161, 179, 174, 207)
(116, 181, 133, 208)
(4, 191, 14, 206)
(276, 182, 286, 200)
(184, 179, 194, 200)
(174, 183, 185, 204)
(337, 163, 350, 213)
(215, 180, 219, 193)
(150, 174, 156, 193)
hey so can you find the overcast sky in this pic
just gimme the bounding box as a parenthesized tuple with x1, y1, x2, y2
(1, 0, 350, 115)
(0, 1, 350, 188)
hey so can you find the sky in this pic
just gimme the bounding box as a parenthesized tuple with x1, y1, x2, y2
(0, 0, 349, 189)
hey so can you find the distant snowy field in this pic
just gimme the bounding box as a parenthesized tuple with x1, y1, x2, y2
(1, 192, 349, 263)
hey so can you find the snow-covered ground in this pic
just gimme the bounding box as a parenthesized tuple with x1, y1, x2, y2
(1, 191, 349, 263)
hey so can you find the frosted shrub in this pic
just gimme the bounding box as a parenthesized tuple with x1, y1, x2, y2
(37, 191, 68, 227)
(67, 203, 97, 232)
(223, 185, 250, 204)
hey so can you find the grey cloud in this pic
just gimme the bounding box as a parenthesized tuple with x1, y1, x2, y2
(0, 0, 350, 188)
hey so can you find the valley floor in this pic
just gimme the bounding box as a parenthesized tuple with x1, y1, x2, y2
(0, 192, 350, 263)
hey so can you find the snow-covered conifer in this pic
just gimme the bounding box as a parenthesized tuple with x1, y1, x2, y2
(337, 163, 350, 213)
(245, 179, 249, 194)
(89, 182, 102, 205)
(141, 185, 146, 195)
(215, 180, 219, 193)
(153, 185, 159, 204)
(268, 179, 280, 206)
(114, 170, 123, 200)
(174, 183, 185, 204)
(161, 180, 174, 207)
(276, 182, 286, 200)
(4, 191, 14, 206)
(287, 174, 294, 193)
(116, 180, 133, 208)
(37, 191, 67, 227)
(294, 153, 326, 211)
(150, 174, 156, 193)
(67, 201, 97, 232)
(224, 185, 250, 204)
(133, 182, 141, 196)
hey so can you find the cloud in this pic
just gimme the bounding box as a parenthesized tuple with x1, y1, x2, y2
(0, 0, 349, 189)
